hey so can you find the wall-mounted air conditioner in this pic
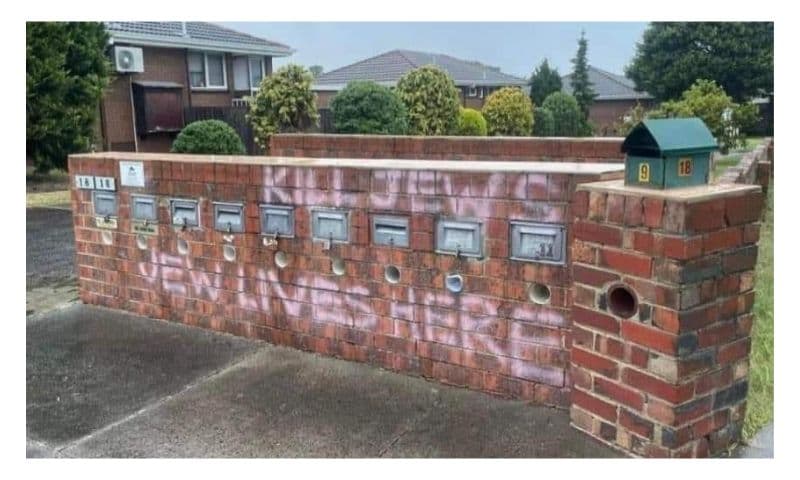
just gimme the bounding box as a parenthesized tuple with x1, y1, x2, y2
(114, 46, 144, 73)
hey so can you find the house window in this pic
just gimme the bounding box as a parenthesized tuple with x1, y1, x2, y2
(233, 56, 265, 93)
(467, 86, 478, 97)
(479, 87, 484, 99)
(249, 57, 264, 90)
(188, 51, 227, 90)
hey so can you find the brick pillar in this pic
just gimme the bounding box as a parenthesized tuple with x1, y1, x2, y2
(568, 180, 764, 458)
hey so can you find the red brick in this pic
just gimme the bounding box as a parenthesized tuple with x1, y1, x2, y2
(622, 368, 694, 403)
(642, 197, 664, 229)
(606, 194, 626, 224)
(703, 227, 743, 254)
(594, 376, 644, 411)
(572, 388, 619, 422)
(572, 346, 619, 379)
(623, 195, 643, 226)
(725, 191, 763, 226)
(660, 235, 703, 260)
(698, 322, 737, 348)
(573, 220, 622, 246)
(588, 191, 607, 221)
(573, 306, 620, 334)
(619, 408, 654, 439)
(718, 338, 751, 364)
(686, 199, 726, 233)
(621, 321, 678, 355)
(598, 248, 652, 278)
(572, 264, 619, 287)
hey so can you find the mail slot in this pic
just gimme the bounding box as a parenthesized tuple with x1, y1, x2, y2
(92, 191, 118, 217)
(170, 198, 199, 227)
(436, 218, 482, 258)
(510, 221, 566, 264)
(260, 204, 294, 237)
(312, 208, 349, 243)
(214, 202, 244, 233)
(372, 215, 409, 247)
(131, 194, 157, 221)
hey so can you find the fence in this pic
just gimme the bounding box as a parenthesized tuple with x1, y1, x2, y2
(184, 106, 262, 155)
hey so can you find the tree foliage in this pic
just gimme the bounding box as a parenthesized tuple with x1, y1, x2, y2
(532, 107, 555, 136)
(570, 31, 596, 121)
(481, 87, 534, 136)
(528, 59, 562, 106)
(171, 120, 246, 155)
(650, 79, 759, 153)
(309, 65, 324, 78)
(26, 22, 110, 172)
(330, 81, 408, 134)
(541, 92, 586, 137)
(626, 22, 774, 102)
(248, 64, 318, 149)
(455, 108, 488, 136)
(395, 65, 461, 135)
(611, 101, 648, 136)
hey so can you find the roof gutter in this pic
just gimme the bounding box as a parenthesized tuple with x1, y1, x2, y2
(108, 31, 295, 57)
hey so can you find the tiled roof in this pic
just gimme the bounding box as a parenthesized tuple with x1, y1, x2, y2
(562, 65, 652, 101)
(105, 22, 293, 57)
(314, 49, 528, 90)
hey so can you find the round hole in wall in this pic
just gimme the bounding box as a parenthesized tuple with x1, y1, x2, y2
(384, 265, 401, 284)
(101, 230, 113, 245)
(608, 284, 638, 319)
(274, 251, 290, 269)
(445, 273, 464, 294)
(528, 283, 551, 305)
(223, 244, 236, 262)
(177, 238, 190, 255)
(331, 258, 346, 276)
(136, 234, 148, 250)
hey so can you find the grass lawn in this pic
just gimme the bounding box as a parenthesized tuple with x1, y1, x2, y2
(26, 190, 71, 208)
(743, 181, 773, 440)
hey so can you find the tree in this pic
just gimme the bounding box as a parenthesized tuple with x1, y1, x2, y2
(309, 65, 324, 78)
(626, 22, 774, 102)
(528, 59, 562, 106)
(330, 81, 408, 134)
(541, 92, 585, 137)
(26, 22, 110, 172)
(455, 108, 488, 136)
(570, 30, 596, 121)
(482, 87, 533, 136)
(651, 79, 759, 153)
(171, 120, 246, 155)
(532, 107, 555, 136)
(248, 64, 318, 149)
(395, 65, 461, 135)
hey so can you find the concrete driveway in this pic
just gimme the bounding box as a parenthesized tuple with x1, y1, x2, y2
(26, 304, 620, 458)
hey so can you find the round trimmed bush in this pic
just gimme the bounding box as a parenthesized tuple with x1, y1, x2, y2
(532, 107, 555, 136)
(330, 81, 408, 134)
(395, 65, 461, 135)
(541, 92, 585, 137)
(171, 120, 246, 155)
(481, 87, 533, 136)
(455, 108, 487, 136)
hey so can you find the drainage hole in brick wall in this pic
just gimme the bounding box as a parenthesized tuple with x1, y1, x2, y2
(177, 238, 189, 255)
(223, 245, 236, 262)
(384, 265, 400, 284)
(608, 284, 638, 318)
(136, 234, 148, 250)
(445, 273, 464, 293)
(528, 283, 551, 305)
(332, 258, 346, 276)
(101, 230, 113, 245)
(274, 251, 289, 269)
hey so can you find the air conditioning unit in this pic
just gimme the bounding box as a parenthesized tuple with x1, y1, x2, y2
(114, 46, 144, 73)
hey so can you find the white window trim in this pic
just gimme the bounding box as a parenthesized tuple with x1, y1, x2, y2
(248, 56, 265, 94)
(189, 51, 228, 91)
(467, 86, 478, 97)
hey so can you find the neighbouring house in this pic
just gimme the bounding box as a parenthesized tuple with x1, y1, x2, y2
(561, 65, 655, 135)
(313, 49, 528, 112)
(98, 22, 293, 153)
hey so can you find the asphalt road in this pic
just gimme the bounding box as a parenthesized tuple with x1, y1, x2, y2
(26, 207, 75, 290)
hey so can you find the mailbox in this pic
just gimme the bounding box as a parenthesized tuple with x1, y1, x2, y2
(312, 208, 349, 243)
(214, 202, 244, 233)
(170, 199, 199, 227)
(93, 191, 118, 218)
(131, 194, 157, 221)
(260, 204, 294, 237)
(372, 215, 409, 247)
(436, 218, 482, 258)
(622, 118, 717, 189)
(510, 221, 565, 265)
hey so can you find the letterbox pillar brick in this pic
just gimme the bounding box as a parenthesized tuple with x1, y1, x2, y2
(568, 180, 764, 458)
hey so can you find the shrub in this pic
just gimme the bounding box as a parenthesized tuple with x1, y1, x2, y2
(26, 22, 111, 172)
(330, 81, 408, 134)
(611, 101, 648, 136)
(248, 64, 318, 149)
(455, 108, 488, 136)
(171, 120, 246, 155)
(532, 107, 555, 136)
(395, 65, 461, 135)
(482, 87, 534, 136)
(651, 79, 760, 153)
(541, 92, 587, 136)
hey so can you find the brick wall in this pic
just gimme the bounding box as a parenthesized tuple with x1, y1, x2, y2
(269, 134, 625, 162)
(69, 152, 624, 408)
(715, 138, 774, 195)
(568, 181, 764, 457)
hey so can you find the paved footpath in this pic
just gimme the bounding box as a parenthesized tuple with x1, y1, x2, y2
(26, 304, 621, 458)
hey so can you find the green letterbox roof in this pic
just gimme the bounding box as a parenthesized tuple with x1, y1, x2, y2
(621, 118, 718, 157)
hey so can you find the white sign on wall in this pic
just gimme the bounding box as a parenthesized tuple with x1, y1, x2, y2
(75, 175, 95, 189)
(119, 161, 145, 187)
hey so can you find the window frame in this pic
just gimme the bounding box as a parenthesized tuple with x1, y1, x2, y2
(248, 56, 265, 94)
(467, 86, 478, 97)
(188, 50, 228, 91)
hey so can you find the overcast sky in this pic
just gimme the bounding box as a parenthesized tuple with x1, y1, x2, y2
(221, 22, 649, 79)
